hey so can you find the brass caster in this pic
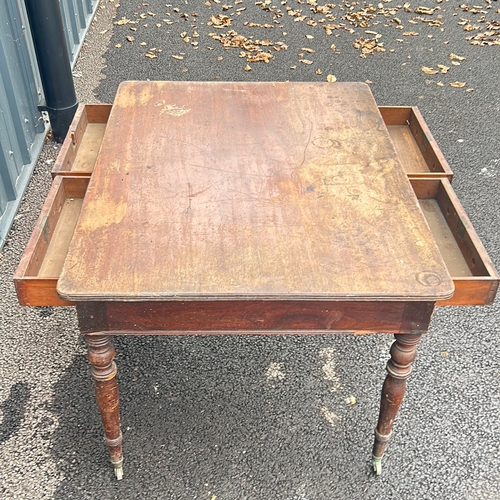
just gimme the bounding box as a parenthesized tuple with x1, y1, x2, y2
(372, 456, 382, 475)
(113, 460, 124, 480)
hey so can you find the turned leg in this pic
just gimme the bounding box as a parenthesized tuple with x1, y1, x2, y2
(85, 334, 123, 480)
(372, 333, 422, 475)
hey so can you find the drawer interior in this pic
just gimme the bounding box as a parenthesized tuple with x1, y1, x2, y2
(14, 176, 89, 306)
(38, 196, 83, 277)
(52, 104, 111, 176)
(411, 178, 498, 305)
(418, 198, 472, 277)
(379, 106, 453, 180)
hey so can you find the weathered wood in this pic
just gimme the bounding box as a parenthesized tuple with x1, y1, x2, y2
(379, 106, 453, 180)
(77, 302, 108, 334)
(16, 83, 497, 478)
(51, 104, 111, 177)
(85, 335, 123, 479)
(410, 179, 499, 306)
(372, 333, 422, 474)
(58, 82, 453, 303)
(76, 300, 434, 336)
(14, 176, 89, 306)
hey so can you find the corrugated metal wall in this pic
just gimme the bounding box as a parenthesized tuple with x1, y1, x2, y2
(60, 0, 100, 66)
(0, 0, 99, 249)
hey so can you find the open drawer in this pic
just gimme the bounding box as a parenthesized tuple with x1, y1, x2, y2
(410, 178, 498, 306)
(51, 104, 111, 177)
(14, 176, 89, 306)
(380, 106, 453, 180)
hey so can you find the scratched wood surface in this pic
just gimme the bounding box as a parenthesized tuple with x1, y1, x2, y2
(57, 81, 453, 301)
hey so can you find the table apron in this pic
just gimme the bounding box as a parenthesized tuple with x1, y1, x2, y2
(76, 301, 434, 336)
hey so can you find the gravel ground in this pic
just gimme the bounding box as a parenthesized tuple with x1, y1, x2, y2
(1, 0, 499, 498)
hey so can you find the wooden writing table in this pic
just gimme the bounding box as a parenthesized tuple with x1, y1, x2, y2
(56, 81, 456, 479)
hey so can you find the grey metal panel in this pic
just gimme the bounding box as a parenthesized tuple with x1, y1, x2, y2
(0, 0, 98, 249)
(59, 0, 100, 67)
(0, 0, 47, 248)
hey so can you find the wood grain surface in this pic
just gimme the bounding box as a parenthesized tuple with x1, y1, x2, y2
(57, 82, 453, 301)
(76, 300, 434, 335)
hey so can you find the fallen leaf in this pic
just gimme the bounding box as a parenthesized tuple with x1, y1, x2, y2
(305, 34, 314, 39)
(365, 79, 373, 84)
(437, 64, 449, 73)
(465, 88, 474, 93)
(353, 37, 386, 57)
(115, 43, 121, 48)
(145, 53, 157, 59)
(450, 53, 466, 61)
(316, 69, 322, 75)
(299, 59, 313, 65)
(330, 44, 336, 51)
(403, 31, 419, 36)
(327, 74, 337, 82)
(171, 55, 184, 60)
(347, 395, 356, 405)
(125, 36, 134, 42)
(414, 6, 435, 15)
(421, 66, 438, 75)
(210, 14, 231, 27)
(244, 64, 252, 71)
(115, 18, 138, 26)
(450, 81, 466, 88)
(436, 82, 444, 87)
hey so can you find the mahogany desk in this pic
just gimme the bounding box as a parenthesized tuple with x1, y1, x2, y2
(18, 82, 499, 479)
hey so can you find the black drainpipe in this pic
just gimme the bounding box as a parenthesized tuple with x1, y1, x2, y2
(24, 0, 78, 143)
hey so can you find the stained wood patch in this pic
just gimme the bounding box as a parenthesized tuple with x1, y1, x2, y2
(58, 82, 453, 302)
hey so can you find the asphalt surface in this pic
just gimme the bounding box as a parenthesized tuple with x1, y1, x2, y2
(1, 0, 499, 498)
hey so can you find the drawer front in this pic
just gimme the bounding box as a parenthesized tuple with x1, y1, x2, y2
(51, 104, 111, 177)
(380, 106, 453, 181)
(410, 178, 499, 306)
(14, 176, 90, 306)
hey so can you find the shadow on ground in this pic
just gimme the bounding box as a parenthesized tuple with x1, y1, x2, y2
(0, 382, 31, 445)
(48, 334, 400, 499)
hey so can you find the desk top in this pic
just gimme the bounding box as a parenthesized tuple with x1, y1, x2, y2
(58, 81, 453, 301)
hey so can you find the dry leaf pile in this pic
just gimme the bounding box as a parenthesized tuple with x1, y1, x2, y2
(110, 0, 499, 88)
